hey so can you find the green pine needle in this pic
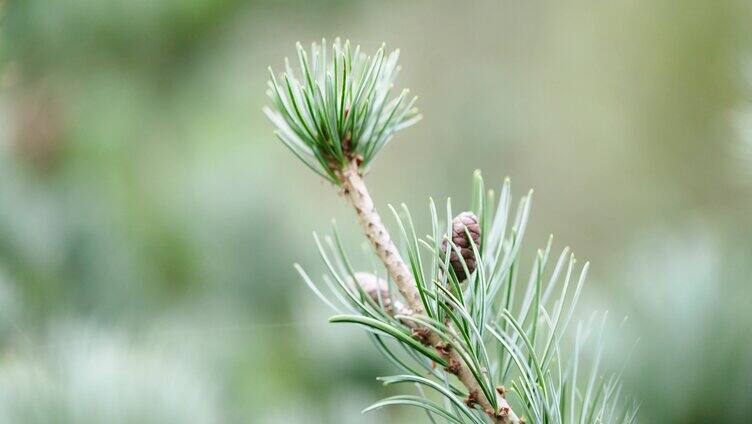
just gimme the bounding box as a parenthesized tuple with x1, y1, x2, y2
(264, 39, 421, 183)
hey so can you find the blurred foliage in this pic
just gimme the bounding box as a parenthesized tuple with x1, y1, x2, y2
(0, 1, 751, 423)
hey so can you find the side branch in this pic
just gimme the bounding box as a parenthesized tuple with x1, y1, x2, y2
(339, 160, 520, 424)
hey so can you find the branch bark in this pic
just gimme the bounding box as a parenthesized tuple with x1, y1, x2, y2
(340, 160, 521, 424)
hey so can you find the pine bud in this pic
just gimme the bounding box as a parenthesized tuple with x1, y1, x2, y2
(350, 272, 400, 313)
(442, 211, 481, 281)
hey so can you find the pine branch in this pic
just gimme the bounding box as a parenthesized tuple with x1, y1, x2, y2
(265, 39, 637, 424)
(339, 160, 520, 423)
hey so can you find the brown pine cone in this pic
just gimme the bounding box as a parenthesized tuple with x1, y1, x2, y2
(441, 211, 481, 281)
(350, 272, 407, 314)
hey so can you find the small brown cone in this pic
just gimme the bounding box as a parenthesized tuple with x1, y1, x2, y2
(349, 272, 410, 316)
(441, 211, 481, 281)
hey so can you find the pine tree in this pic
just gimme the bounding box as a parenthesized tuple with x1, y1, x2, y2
(264, 39, 637, 424)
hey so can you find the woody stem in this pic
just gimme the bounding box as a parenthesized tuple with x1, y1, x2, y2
(339, 160, 520, 424)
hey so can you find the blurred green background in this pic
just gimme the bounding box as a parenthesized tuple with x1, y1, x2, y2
(1, 1, 751, 423)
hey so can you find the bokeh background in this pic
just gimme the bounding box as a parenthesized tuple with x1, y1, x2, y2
(1, 1, 751, 423)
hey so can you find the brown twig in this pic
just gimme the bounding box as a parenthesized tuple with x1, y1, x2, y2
(339, 160, 520, 424)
